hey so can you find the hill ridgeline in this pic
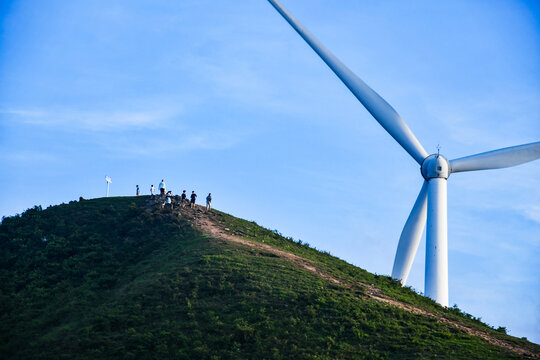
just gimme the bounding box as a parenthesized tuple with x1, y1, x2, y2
(1, 196, 538, 359)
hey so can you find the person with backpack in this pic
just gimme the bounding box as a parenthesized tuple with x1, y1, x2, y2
(190, 191, 197, 208)
(206, 193, 212, 212)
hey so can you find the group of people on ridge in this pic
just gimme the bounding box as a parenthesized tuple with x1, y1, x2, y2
(136, 179, 212, 211)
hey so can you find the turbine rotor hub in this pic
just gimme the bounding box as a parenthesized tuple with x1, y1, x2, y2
(421, 154, 450, 180)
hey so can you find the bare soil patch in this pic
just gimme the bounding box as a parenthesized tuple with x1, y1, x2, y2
(156, 202, 537, 358)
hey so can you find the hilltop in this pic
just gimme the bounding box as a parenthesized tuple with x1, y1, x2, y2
(0, 196, 538, 359)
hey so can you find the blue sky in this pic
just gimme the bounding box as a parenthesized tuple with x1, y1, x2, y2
(1, 0, 539, 343)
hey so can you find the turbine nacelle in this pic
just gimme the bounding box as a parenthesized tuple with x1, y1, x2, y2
(421, 154, 450, 180)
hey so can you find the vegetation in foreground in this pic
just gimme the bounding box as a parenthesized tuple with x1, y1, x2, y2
(0, 196, 538, 359)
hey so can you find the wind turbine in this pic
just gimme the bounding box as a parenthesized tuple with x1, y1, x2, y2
(105, 176, 112, 197)
(268, 0, 540, 306)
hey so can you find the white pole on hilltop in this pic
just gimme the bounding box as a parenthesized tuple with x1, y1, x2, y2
(105, 176, 112, 197)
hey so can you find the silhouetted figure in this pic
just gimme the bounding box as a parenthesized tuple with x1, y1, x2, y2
(206, 193, 212, 212)
(150, 185, 155, 197)
(136, 185, 140, 196)
(181, 190, 187, 207)
(190, 191, 197, 208)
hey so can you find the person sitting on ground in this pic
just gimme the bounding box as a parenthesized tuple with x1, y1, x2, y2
(181, 190, 187, 207)
(150, 185, 155, 198)
(136, 185, 140, 196)
(190, 191, 197, 208)
(206, 193, 212, 212)
(166, 192, 172, 209)
(159, 179, 166, 196)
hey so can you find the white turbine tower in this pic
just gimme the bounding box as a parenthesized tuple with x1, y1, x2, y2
(268, 0, 540, 307)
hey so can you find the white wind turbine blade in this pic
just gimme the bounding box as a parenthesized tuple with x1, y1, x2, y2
(268, 0, 429, 164)
(392, 181, 428, 285)
(425, 178, 448, 307)
(450, 141, 540, 173)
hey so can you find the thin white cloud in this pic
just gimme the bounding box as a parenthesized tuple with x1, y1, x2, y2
(92, 128, 247, 157)
(1, 105, 184, 132)
(0, 150, 58, 163)
(518, 204, 540, 224)
(179, 54, 274, 107)
(2, 109, 47, 117)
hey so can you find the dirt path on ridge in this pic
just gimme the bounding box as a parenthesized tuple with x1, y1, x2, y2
(157, 202, 538, 358)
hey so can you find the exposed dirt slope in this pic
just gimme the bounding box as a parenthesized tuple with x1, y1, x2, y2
(158, 201, 538, 358)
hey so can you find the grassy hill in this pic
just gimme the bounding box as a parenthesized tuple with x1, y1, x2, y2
(1, 196, 538, 359)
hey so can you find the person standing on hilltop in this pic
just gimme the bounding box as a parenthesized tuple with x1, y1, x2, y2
(150, 185, 155, 198)
(181, 190, 187, 207)
(159, 179, 166, 196)
(136, 185, 140, 196)
(190, 191, 197, 208)
(206, 193, 212, 212)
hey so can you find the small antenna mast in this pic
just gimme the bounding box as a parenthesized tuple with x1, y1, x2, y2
(436, 144, 441, 157)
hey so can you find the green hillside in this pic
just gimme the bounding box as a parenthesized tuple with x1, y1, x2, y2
(1, 196, 538, 359)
